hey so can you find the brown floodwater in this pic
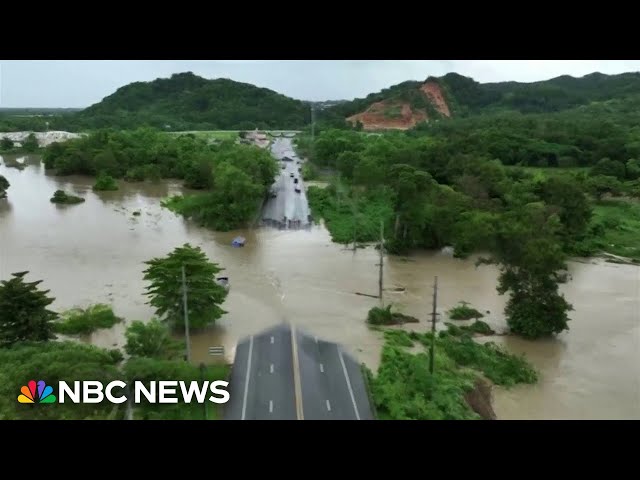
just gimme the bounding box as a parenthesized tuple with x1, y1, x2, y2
(1, 154, 638, 419)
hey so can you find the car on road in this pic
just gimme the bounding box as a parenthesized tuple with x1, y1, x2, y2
(298, 167, 301, 173)
(281, 164, 286, 169)
(294, 178, 299, 184)
(294, 187, 301, 193)
(290, 172, 294, 178)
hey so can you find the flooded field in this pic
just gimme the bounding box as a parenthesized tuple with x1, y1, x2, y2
(1, 153, 638, 419)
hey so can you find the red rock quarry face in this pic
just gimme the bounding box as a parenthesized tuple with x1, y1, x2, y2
(420, 81, 451, 117)
(347, 101, 427, 131)
(346, 80, 452, 131)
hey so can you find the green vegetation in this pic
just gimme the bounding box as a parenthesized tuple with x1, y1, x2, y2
(322, 71, 640, 122)
(54, 304, 123, 335)
(22, 133, 39, 152)
(0, 175, 9, 198)
(42, 128, 277, 230)
(305, 129, 594, 338)
(0, 272, 57, 346)
(369, 328, 537, 419)
(0, 134, 40, 154)
(123, 358, 229, 420)
(50, 189, 85, 204)
(573, 199, 640, 261)
(0, 137, 14, 150)
(366, 305, 419, 325)
(0, 341, 124, 420)
(0, 246, 234, 420)
(29, 72, 309, 131)
(124, 320, 183, 359)
(161, 143, 277, 230)
(461, 320, 495, 336)
(93, 173, 118, 191)
(143, 244, 228, 330)
(448, 301, 485, 320)
(302, 161, 319, 180)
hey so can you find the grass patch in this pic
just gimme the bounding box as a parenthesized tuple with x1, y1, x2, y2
(367, 305, 419, 326)
(50, 190, 85, 204)
(570, 199, 640, 261)
(54, 304, 123, 335)
(447, 301, 485, 320)
(591, 199, 640, 260)
(368, 327, 538, 419)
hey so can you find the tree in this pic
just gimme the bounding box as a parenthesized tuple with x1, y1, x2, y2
(0, 175, 9, 198)
(0, 137, 14, 151)
(585, 175, 622, 201)
(0, 271, 58, 346)
(490, 203, 573, 339)
(22, 133, 39, 153)
(626, 158, 640, 180)
(590, 158, 626, 179)
(142, 244, 228, 330)
(125, 319, 183, 359)
(537, 176, 592, 239)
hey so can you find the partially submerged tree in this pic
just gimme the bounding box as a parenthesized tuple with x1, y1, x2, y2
(0, 137, 14, 151)
(0, 175, 9, 198)
(488, 203, 573, 338)
(0, 271, 58, 346)
(125, 319, 183, 359)
(142, 244, 228, 330)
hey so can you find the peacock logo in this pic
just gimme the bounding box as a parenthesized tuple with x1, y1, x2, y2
(18, 380, 57, 404)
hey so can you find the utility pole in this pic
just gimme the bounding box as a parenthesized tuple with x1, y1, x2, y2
(378, 220, 384, 307)
(352, 190, 358, 252)
(311, 104, 315, 143)
(181, 264, 191, 364)
(429, 276, 438, 374)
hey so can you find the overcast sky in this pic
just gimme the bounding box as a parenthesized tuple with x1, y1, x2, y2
(1, 60, 640, 108)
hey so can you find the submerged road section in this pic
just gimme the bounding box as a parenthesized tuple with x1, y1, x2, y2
(224, 323, 375, 420)
(261, 137, 311, 229)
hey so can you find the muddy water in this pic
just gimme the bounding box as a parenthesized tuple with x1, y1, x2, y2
(1, 154, 638, 419)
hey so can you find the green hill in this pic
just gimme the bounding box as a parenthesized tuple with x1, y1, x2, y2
(321, 71, 640, 130)
(74, 72, 311, 131)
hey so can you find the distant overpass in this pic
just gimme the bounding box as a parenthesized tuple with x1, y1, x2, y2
(223, 323, 375, 420)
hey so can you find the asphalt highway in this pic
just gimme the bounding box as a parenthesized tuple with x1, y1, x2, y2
(261, 137, 311, 228)
(224, 323, 375, 420)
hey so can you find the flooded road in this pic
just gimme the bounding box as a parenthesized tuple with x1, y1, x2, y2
(1, 153, 638, 419)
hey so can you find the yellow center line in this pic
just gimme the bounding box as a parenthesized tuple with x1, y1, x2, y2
(290, 322, 304, 420)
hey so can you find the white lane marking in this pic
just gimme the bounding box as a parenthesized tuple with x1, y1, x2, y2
(269, 400, 273, 413)
(320, 363, 324, 373)
(338, 348, 361, 420)
(270, 336, 274, 344)
(270, 364, 274, 374)
(240, 335, 254, 420)
(326, 400, 331, 412)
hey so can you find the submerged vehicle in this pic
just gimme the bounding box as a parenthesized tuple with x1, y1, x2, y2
(216, 277, 230, 291)
(232, 236, 246, 247)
